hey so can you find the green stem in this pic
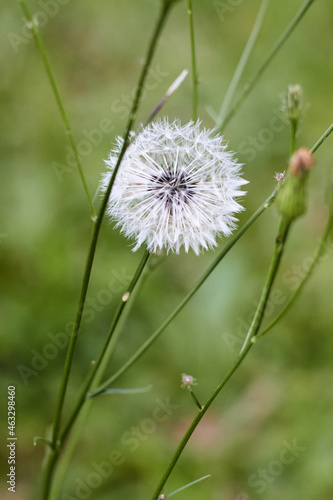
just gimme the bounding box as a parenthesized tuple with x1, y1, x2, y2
(257, 215, 333, 340)
(41, 3, 172, 498)
(151, 216, 292, 499)
(49, 252, 152, 499)
(240, 217, 291, 351)
(215, 0, 269, 131)
(59, 251, 151, 445)
(216, 0, 317, 133)
(50, 401, 91, 500)
(290, 119, 298, 156)
(311, 122, 333, 154)
(187, 0, 198, 121)
(253, 124, 333, 339)
(190, 389, 202, 410)
(19, 0, 95, 219)
(90, 188, 278, 396)
(151, 343, 252, 500)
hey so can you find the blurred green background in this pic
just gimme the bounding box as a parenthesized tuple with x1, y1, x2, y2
(1, 0, 333, 499)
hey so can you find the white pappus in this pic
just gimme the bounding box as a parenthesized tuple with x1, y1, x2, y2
(101, 119, 247, 255)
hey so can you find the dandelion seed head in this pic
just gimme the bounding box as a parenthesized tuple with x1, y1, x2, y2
(101, 119, 247, 255)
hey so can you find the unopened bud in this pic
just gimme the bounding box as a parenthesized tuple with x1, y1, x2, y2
(289, 148, 314, 177)
(276, 148, 315, 221)
(283, 84, 303, 123)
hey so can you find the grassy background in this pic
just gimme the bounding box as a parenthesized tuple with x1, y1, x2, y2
(1, 0, 333, 499)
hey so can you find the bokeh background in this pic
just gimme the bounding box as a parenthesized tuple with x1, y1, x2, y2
(1, 0, 333, 499)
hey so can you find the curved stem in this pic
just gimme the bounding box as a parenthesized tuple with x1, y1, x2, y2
(215, 0, 269, 131)
(187, 0, 198, 121)
(216, 0, 317, 133)
(40, 3, 172, 498)
(151, 216, 291, 499)
(19, 0, 95, 218)
(257, 215, 333, 340)
(90, 188, 278, 396)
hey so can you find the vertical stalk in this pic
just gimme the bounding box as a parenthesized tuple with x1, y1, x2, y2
(216, 0, 317, 133)
(151, 216, 292, 499)
(257, 214, 333, 339)
(19, 0, 95, 219)
(215, 0, 269, 131)
(290, 119, 297, 156)
(187, 0, 198, 121)
(240, 217, 291, 351)
(59, 251, 151, 445)
(50, 251, 152, 500)
(40, 3, 173, 498)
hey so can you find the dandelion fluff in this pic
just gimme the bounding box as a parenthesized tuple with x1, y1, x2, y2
(101, 119, 247, 255)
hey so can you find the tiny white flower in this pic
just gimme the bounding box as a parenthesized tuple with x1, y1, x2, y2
(101, 119, 247, 254)
(181, 373, 197, 389)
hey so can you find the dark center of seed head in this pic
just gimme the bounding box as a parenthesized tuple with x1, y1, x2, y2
(150, 170, 194, 207)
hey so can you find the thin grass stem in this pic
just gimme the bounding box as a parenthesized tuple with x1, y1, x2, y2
(19, 0, 96, 219)
(59, 251, 151, 444)
(90, 188, 278, 396)
(290, 119, 298, 156)
(40, 3, 172, 498)
(256, 214, 333, 340)
(215, 0, 269, 131)
(216, 0, 317, 133)
(49, 252, 152, 499)
(187, 0, 198, 121)
(311, 123, 333, 154)
(151, 217, 291, 499)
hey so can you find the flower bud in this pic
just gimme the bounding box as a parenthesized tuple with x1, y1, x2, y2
(283, 84, 303, 123)
(276, 148, 315, 221)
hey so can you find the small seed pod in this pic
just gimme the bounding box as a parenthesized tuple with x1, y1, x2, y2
(283, 84, 303, 123)
(276, 148, 315, 222)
